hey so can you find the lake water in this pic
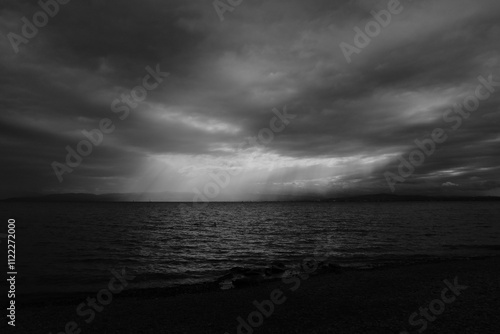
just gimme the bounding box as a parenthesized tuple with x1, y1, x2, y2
(2, 201, 500, 295)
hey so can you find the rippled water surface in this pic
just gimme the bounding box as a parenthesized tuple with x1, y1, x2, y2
(3, 201, 500, 294)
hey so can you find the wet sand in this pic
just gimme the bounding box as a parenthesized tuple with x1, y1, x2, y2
(10, 257, 500, 333)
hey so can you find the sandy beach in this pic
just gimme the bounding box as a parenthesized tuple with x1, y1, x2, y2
(9, 257, 499, 334)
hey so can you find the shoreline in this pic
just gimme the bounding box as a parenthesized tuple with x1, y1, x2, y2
(14, 254, 499, 306)
(12, 256, 500, 333)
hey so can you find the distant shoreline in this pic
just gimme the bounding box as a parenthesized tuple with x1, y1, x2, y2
(3, 193, 500, 202)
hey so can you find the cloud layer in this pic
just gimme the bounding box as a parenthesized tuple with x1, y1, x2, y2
(1, 0, 499, 199)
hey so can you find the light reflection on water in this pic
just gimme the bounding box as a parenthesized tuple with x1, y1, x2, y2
(5, 201, 500, 294)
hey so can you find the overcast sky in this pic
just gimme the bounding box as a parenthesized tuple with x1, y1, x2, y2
(1, 0, 500, 200)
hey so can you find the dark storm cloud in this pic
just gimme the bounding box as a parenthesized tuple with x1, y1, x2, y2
(0, 0, 499, 198)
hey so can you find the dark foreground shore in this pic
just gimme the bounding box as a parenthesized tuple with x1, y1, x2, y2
(8, 257, 500, 334)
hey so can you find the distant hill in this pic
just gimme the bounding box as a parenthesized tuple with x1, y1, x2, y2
(1, 192, 189, 202)
(324, 194, 500, 202)
(2, 192, 499, 203)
